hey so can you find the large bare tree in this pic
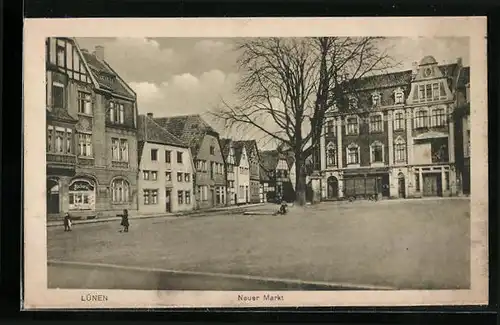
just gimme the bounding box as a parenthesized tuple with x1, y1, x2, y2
(213, 37, 396, 205)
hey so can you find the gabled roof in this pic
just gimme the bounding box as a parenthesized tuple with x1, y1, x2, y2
(234, 140, 259, 160)
(153, 114, 218, 158)
(80, 50, 134, 99)
(259, 150, 280, 172)
(137, 114, 187, 148)
(220, 138, 232, 161)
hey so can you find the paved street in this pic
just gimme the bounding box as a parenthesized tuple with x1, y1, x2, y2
(47, 198, 471, 290)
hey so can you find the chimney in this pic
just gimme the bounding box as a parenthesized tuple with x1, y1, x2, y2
(411, 61, 418, 79)
(95, 45, 105, 61)
(147, 112, 153, 118)
(456, 57, 463, 66)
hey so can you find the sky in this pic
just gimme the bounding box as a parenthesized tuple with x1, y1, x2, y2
(76, 37, 470, 148)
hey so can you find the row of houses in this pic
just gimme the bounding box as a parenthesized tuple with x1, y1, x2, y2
(45, 37, 294, 220)
(45, 37, 471, 220)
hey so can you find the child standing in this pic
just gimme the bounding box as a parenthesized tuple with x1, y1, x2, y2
(63, 213, 72, 231)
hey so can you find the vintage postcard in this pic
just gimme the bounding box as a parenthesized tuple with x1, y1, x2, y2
(23, 17, 488, 309)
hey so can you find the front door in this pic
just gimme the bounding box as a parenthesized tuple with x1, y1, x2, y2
(398, 173, 406, 198)
(423, 173, 442, 197)
(47, 179, 60, 214)
(165, 189, 171, 212)
(327, 176, 338, 199)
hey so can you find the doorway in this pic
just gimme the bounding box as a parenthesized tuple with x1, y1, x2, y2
(397, 173, 406, 198)
(165, 189, 171, 212)
(423, 173, 442, 197)
(327, 176, 338, 199)
(47, 178, 60, 214)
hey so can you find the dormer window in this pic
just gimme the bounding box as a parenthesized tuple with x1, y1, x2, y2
(371, 92, 381, 107)
(394, 88, 405, 105)
(416, 81, 447, 103)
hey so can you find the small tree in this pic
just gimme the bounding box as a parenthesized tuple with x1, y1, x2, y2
(213, 37, 396, 205)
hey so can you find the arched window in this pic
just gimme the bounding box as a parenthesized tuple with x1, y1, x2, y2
(111, 178, 130, 203)
(370, 141, 384, 164)
(346, 143, 360, 165)
(394, 136, 407, 163)
(326, 142, 337, 167)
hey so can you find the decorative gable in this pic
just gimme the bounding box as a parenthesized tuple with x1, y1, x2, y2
(393, 87, 405, 105)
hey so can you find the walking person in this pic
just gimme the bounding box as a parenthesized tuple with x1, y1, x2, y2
(120, 209, 129, 233)
(63, 212, 72, 232)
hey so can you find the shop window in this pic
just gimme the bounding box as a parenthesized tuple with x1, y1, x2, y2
(68, 179, 95, 211)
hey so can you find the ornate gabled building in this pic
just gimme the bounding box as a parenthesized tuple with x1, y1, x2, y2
(319, 56, 467, 200)
(46, 38, 138, 220)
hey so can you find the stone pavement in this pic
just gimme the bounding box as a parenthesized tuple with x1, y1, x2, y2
(47, 203, 267, 227)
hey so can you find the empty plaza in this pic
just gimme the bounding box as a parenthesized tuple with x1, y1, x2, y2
(47, 198, 471, 290)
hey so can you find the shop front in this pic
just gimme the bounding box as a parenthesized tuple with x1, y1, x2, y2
(342, 167, 390, 199)
(68, 178, 96, 217)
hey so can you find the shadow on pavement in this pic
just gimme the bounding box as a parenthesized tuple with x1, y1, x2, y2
(48, 263, 367, 291)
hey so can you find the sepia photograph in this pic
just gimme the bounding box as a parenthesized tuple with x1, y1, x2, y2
(23, 17, 488, 309)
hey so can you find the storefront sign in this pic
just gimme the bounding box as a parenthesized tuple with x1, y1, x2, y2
(69, 180, 95, 192)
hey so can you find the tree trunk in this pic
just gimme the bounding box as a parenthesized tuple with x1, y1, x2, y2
(295, 156, 307, 206)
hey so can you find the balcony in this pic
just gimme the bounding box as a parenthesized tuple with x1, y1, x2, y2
(47, 153, 76, 171)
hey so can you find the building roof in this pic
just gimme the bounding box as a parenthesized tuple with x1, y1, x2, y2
(233, 141, 245, 165)
(153, 114, 218, 158)
(80, 50, 134, 99)
(137, 114, 187, 148)
(259, 150, 281, 172)
(220, 138, 232, 162)
(46, 107, 78, 123)
(419, 55, 438, 66)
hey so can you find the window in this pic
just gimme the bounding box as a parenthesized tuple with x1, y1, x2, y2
(394, 137, 406, 163)
(78, 133, 92, 157)
(151, 149, 158, 161)
(151, 190, 158, 204)
(432, 83, 439, 100)
(184, 173, 190, 182)
(165, 150, 171, 163)
(347, 144, 359, 165)
(55, 130, 64, 153)
(143, 190, 150, 204)
(417, 82, 446, 102)
(371, 141, 384, 163)
(52, 82, 65, 108)
(394, 88, 405, 104)
(178, 191, 184, 204)
(143, 171, 150, 180)
(66, 129, 72, 154)
(120, 139, 129, 162)
(346, 117, 359, 135)
(430, 108, 447, 127)
(210, 146, 215, 155)
(393, 111, 405, 130)
(111, 178, 130, 203)
(185, 191, 191, 204)
(109, 102, 125, 124)
(165, 171, 172, 181)
(56, 44, 65, 67)
(415, 174, 420, 191)
(77, 91, 92, 115)
(369, 114, 383, 133)
(177, 152, 183, 163)
(47, 127, 53, 152)
(112, 138, 120, 160)
(414, 110, 428, 129)
(151, 171, 158, 181)
(326, 142, 337, 167)
(326, 120, 335, 136)
(177, 172, 183, 182)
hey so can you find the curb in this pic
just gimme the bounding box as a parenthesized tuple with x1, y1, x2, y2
(47, 203, 267, 227)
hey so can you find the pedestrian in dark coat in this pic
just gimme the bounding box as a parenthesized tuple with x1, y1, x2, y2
(120, 209, 129, 233)
(63, 213, 72, 231)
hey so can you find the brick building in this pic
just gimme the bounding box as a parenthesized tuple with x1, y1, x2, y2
(318, 56, 468, 200)
(46, 38, 138, 220)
